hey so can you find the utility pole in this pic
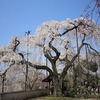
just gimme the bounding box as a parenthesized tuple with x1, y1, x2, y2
(46, 58, 48, 76)
(25, 31, 30, 91)
(2, 74, 6, 92)
(75, 29, 82, 97)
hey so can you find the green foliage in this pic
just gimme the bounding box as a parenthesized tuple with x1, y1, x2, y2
(64, 87, 77, 97)
(34, 97, 77, 100)
(69, 87, 77, 97)
(32, 96, 97, 100)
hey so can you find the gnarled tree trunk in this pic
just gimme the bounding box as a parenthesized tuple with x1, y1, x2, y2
(53, 76, 62, 96)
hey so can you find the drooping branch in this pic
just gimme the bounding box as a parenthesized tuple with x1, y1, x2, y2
(84, 43, 100, 56)
(0, 60, 15, 92)
(0, 37, 19, 78)
(60, 22, 83, 36)
(20, 60, 53, 76)
(18, 53, 25, 60)
(0, 61, 15, 77)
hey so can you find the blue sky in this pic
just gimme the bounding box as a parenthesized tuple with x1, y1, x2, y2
(0, 0, 91, 46)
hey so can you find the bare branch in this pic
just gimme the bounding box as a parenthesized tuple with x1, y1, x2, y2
(18, 53, 25, 60)
(13, 37, 20, 52)
(0, 61, 15, 77)
(20, 60, 53, 76)
(60, 33, 86, 79)
(49, 38, 60, 61)
(84, 43, 100, 54)
(60, 22, 83, 36)
(43, 47, 52, 62)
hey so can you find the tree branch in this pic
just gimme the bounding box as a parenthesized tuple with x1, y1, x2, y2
(60, 33, 86, 79)
(49, 38, 60, 61)
(60, 22, 83, 36)
(18, 53, 25, 60)
(71, 33, 86, 63)
(43, 47, 52, 62)
(84, 43, 100, 56)
(20, 60, 53, 76)
(0, 61, 15, 77)
(13, 37, 20, 52)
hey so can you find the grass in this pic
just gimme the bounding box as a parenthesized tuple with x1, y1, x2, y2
(35, 97, 75, 100)
(29, 96, 98, 100)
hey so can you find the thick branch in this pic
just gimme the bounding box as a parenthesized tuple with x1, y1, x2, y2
(13, 37, 20, 52)
(60, 34, 86, 79)
(60, 63, 71, 80)
(18, 53, 25, 60)
(20, 60, 53, 76)
(49, 38, 60, 61)
(84, 43, 100, 56)
(60, 22, 83, 36)
(43, 47, 52, 62)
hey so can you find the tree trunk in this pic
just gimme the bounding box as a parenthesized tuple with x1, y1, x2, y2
(73, 66, 77, 88)
(53, 77, 62, 96)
